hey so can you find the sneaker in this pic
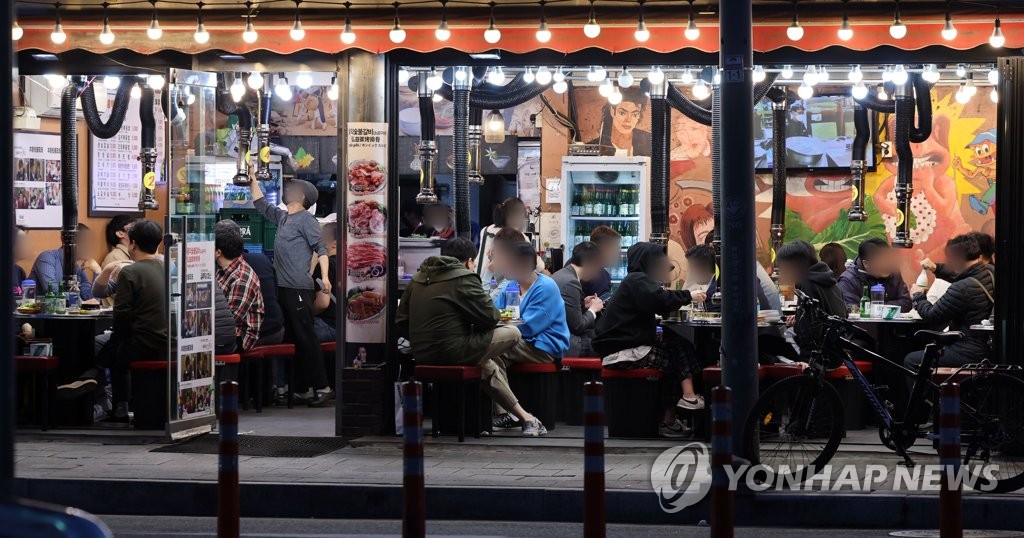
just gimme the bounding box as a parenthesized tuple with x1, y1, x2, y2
(677, 395, 705, 410)
(100, 402, 130, 424)
(492, 412, 520, 429)
(660, 419, 692, 438)
(308, 388, 334, 408)
(521, 418, 548, 437)
(57, 378, 98, 400)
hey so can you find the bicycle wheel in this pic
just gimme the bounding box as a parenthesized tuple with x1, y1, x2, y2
(743, 375, 845, 486)
(958, 373, 1024, 493)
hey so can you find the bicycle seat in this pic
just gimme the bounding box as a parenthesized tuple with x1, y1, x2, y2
(915, 330, 963, 346)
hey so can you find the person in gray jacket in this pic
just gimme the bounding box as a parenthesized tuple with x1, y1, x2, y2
(551, 242, 606, 357)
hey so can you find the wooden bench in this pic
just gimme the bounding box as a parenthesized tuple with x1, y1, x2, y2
(415, 365, 484, 442)
(560, 358, 602, 426)
(508, 362, 559, 432)
(16, 355, 59, 431)
(601, 368, 663, 438)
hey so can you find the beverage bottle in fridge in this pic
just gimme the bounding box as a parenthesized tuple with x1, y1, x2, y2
(608, 189, 618, 216)
(859, 285, 870, 318)
(594, 189, 605, 216)
(584, 187, 594, 216)
(631, 188, 639, 215)
(571, 188, 581, 216)
(619, 188, 630, 216)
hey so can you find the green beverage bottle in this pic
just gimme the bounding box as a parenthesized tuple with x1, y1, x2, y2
(859, 285, 871, 318)
(584, 187, 594, 216)
(43, 283, 55, 314)
(53, 282, 66, 314)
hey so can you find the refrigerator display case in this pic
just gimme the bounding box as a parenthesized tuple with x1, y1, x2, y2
(561, 156, 650, 281)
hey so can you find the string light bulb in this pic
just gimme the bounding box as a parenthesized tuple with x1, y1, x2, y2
(803, 65, 819, 86)
(634, 1, 649, 43)
(435, 1, 451, 42)
(523, 67, 535, 84)
(194, 2, 210, 44)
(848, 65, 863, 83)
(536, 66, 552, 85)
(553, 66, 566, 83)
(647, 66, 664, 85)
(988, 68, 999, 85)
(955, 83, 970, 104)
(878, 85, 889, 101)
(891, 64, 908, 85)
(781, 65, 794, 79)
(389, 2, 406, 44)
(990, 88, 999, 103)
(838, 10, 853, 41)
(692, 79, 710, 100)
(230, 75, 246, 103)
(289, 1, 305, 41)
(922, 64, 940, 84)
(484, 2, 501, 44)
(941, 10, 957, 41)
(242, 5, 258, 44)
(103, 75, 120, 90)
(536, 1, 552, 43)
(148, 74, 164, 90)
(50, 3, 66, 45)
(852, 81, 868, 100)
(274, 74, 293, 101)
(684, 0, 700, 40)
(599, 78, 613, 97)
(454, 66, 468, 82)
(328, 76, 339, 101)
(681, 68, 694, 85)
(295, 71, 313, 90)
(990, 18, 1005, 48)
(130, 84, 142, 99)
(881, 65, 894, 82)
(956, 64, 967, 78)
(11, 20, 22, 41)
(608, 86, 623, 105)
(398, 68, 410, 85)
(798, 82, 814, 100)
(426, 69, 444, 91)
(889, 2, 906, 39)
(247, 71, 264, 90)
(752, 65, 766, 83)
(618, 68, 635, 88)
(583, 0, 600, 38)
(787, 1, 804, 42)
(552, 80, 568, 94)
(146, 1, 162, 40)
(99, 3, 115, 45)
(487, 66, 506, 85)
(818, 65, 830, 82)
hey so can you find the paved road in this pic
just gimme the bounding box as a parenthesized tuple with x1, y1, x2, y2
(100, 516, 916, 537)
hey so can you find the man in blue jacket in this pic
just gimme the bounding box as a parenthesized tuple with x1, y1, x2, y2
(838, 238, 912, 312)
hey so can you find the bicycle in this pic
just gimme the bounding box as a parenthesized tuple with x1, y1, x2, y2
(743, 290, 1024, 492)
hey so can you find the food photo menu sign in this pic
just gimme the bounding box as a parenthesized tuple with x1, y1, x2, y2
(13, 131, 62, 229)
(175, 241, 216, 423)
(343, 122, 388, 344)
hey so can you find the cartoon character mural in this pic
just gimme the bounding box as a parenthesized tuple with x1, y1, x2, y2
(957, 130, 997, 215)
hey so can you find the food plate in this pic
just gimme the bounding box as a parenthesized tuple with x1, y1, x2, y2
(346, 286, 385, 322)
(346, 242, 387, 282)
(347, 200, 386, 238)
(347, 159, 386, 194)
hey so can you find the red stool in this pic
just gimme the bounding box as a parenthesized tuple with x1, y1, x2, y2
(415, 365, 483, 442)
(602, 368, 663, 438)
(241, 343, 296, 410)
(701, 364, 768, 386)
(129, 360, 171, 430)
(508, 362, 559, 431)
(561, 358, 602, 426)
(16, 355, 59, 431)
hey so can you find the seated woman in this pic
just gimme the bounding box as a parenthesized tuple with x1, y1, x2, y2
(592, 242, 707, 438)
(551, 242, 605, 357)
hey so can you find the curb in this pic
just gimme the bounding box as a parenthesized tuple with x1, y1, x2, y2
(15, 477, 1024, 529)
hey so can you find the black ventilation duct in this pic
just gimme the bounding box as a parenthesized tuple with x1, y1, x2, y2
(416, 75, 439, 205)
(60, 82, 80, 288)
(766, 86, 788, 278)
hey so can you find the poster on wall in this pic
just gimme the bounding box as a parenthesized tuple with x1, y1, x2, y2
(176, 241, 216, 422)
(13, 131, 62, 229)
(89, 88, 166, 216)
(344, 122, 388, 345)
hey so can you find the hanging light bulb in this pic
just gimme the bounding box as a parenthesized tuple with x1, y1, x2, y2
(536, 66, 552, 85)
(848, 65, 863, 83)
(553, 80, 568, 94)
(647, 66, 664, 85)
(713, 68, 721, 85)
(103, 75, 120, 90)
(781, 65, 794, 79)
(289, 1, 305, 41)
(44, 74, 66, 90)
(487, 66, 505, 85)
(990, 88, 999, 103)
(149, 74, 165, 90)
(99, 3, 116, 45)
(988, 68, 999, 85)
(435, 1, 451, 41)
(634, 2, 650, 43)
(990, 18, 1005, 48)
(11, 20, 22, 42)
(684, 0, 700, 40)
(965, 77, 977, 97)
(787, 2, 804, 42)
(484, 2, 501, 44)
(955, 84, 970, 104)
(803, 65, 818, 86)
(797, 82, 814, 100)
(956, 64, 967, 78)
(242, 8, 258, 44)
(818, 65, 830, 82)
(922, 64, 940, 84)
(146, 1, 162, 40)
(451, 66, 466, 83)
(618, 68, 635, 88)
(599, 78, 613, 97)
(230, 75, 246, 103)
(692, 79, 710, 100)
(941, 10, 957, 41)
(837, 12, 853, 41)
(389, 2, 406, 44)
(583, 0, 600, 38)
(194, 3, 210, 44)
(295, 71, 313, 90)
(878, 85, 889, 100)
(398, 68, 410, 86)
(608, 86, 623, 105)
(587, 66, 600, 82)
(328, 76, 339, 101)
(852, 81, 868, 100)
(752, 65, 766, 83)
(881, 65, 894, 82)
(536, 1, 552, 44)
(522, 67, 535, 84)
(891, 64, 909, 86)
(247, 71, 263, 90)
(432, 92, 443, 103)
(426, 69, 444, 91)
(274, 74, 293, 101)
(50, 4, 66, 45)
(681, 68, 694, 85)
(889, 2, 906, 39)
(340, 17, 356, 44)
(553, 66, 566, 83)
(130, 84, 142, 99)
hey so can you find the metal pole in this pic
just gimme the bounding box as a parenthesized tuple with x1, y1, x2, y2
(718, 0, 759, 453)
(0, 0, 15, 502)
(711, 386, 734, 537)
(402, 381, 425, 538)
(218, 381, 240, 538)
(583, 382, 605, 538)
(939, 383, 962, 538)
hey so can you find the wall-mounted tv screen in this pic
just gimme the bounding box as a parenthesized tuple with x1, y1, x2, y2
(754, 93, 876, 172)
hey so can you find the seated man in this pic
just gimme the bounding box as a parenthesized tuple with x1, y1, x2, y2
(58, 220, 167, 422)
(312, 222, 339, 343)
(775, 240, 847, 359)
(551, 241, 605, 357)
(29, 223, 98, 300)
(396, 237, 548, 437)
(215, 220, 265, 352)
(582, 225, 622, 298)
(684, 245, 771, 312)
(102, 215, 139, 268)
(838, 238, 912, 312)
(906, 234, 994, 370)
(422, 203, 456, 239)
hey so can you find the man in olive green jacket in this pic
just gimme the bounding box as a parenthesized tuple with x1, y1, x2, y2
(396, 237, 548, 436)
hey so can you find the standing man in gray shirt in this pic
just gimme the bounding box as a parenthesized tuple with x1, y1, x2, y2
(249, 169, 333, 406)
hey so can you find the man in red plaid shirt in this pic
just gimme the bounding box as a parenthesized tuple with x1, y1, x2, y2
(215, 220, 265, 351)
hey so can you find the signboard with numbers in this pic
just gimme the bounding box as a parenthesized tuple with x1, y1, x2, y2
(88, 88, 166, 217)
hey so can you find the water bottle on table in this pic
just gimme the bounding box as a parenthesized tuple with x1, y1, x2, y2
(870, 284, 885, 318)
(504, 281, 521, 320)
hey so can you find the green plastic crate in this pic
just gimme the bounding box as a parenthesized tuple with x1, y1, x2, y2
(220, 208, 264, 245)
(263, 222, 277, 252)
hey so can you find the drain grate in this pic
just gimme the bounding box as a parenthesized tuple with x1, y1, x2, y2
(151, 435, 349, 458)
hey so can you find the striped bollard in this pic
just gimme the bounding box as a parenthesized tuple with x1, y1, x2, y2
(403, 381, 426, 538)
(218, 381, 240, 538)
(711, 386, 733, 538)
(939, 382, 962, 538)
(583, 381, 606, 538)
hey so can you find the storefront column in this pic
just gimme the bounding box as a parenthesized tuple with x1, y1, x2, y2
(995, 56, 1024, 366)
(718, 0, 759, 452)
(336, 51, 386, 436)
(0, 0, 15, 501)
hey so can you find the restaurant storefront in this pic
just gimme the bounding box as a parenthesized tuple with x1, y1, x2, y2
(6, 0, 1023, 443)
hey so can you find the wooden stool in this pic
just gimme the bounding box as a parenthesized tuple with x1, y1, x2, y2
(414, 365, 483, 442)
(16, 355, 60, 430)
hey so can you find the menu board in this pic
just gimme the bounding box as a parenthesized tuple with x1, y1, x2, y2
(344, 122, 388, 344)
(89, 88, 166, 217)
(176, 241, 216, 421)
(13, 131, 63, 229)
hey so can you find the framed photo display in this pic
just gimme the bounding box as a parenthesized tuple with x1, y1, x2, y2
(13, 130, 63, 229)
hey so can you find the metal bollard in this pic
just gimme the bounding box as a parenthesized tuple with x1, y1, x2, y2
(583, 381, 606, 538)
(403, 381, 426, 538)
(939, 382, 962, 538)
(218, 381, 240, 538)
(711, 386, 733, 538)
